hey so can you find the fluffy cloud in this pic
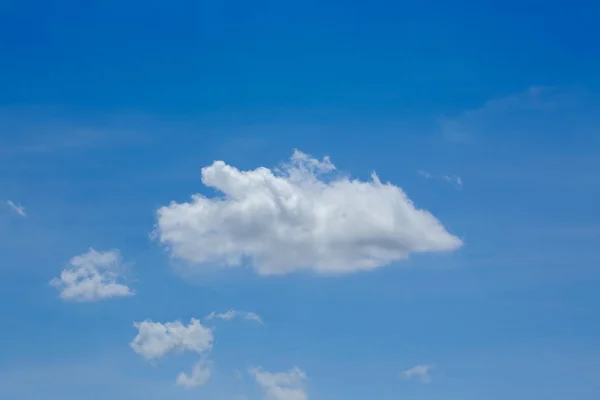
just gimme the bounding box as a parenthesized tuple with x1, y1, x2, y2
(402, 364, 434, 384)
(6, 200, 26, 217)
(130, 318, 213, 361)
(176, 359, 212, 389)
(250, 367, 308, 400)
(155, 150, 462, 276)
(206, 310, 263, 324)
(130, 318, 213, 388)
(49, 248, 133, 302)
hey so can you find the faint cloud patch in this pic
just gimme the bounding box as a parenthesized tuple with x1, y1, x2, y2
(176, 359, 212, 389)
(437, 85, 600, 187)
(439, 85, 600, 143)
(6, 200, 26, 217)
(418, 170, 462, 187)
(402, 364, 434, 384)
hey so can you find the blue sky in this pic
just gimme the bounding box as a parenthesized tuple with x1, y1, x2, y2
(1, 1, 600, 399)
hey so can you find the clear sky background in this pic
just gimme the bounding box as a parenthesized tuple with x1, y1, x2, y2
(1, 1, 600, 399)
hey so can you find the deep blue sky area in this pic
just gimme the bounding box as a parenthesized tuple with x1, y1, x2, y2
(1, 1, 599, 399)
(2, 0, 599, 114)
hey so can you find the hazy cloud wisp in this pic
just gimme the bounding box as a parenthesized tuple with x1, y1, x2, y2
(6, 200, 26, 217)
(403, 364, 434, 384)
(176, 359, 212, 389)
(418, 170, 463, 186)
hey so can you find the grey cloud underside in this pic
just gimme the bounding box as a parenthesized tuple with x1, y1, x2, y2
(154, 150, 462, 275)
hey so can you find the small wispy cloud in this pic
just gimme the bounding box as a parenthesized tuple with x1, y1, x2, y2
(50, 248, 134, 302)
(205, 309, 263, 324)
(418, 170, 462, 186)
(6, 200, 27, 217)
(402, 364, 434, 384)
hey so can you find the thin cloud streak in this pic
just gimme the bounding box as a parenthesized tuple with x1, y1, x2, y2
(418, 170, 463, 186)
(6, 200, 26, 217)
(205, 310, 263, 324)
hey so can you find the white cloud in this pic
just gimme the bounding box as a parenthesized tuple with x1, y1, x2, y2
(206, 309, 263, 324)
(176, 359, 212, 389)
(402, 364, 434, 384)
(131, 318, 214, 389)
(155, 150, 462, 276)
(418, 170, 463, 186)
(6, 200, 26, 217)
(49, 248, 133, 302)
(250, 367, 308, 400)
(130, 318, 213, 361)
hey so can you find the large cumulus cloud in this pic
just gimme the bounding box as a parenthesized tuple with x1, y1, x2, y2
(154, 150, 462, 275)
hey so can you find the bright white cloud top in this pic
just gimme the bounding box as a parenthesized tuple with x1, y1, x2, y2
(49, 248, 133, 302)
(206, 309, 263, 324)
(250, 366, 308, 400)
(130, 318, 214, 388)
(155, 150, 462, 276)
(402, 364, 434, 384)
